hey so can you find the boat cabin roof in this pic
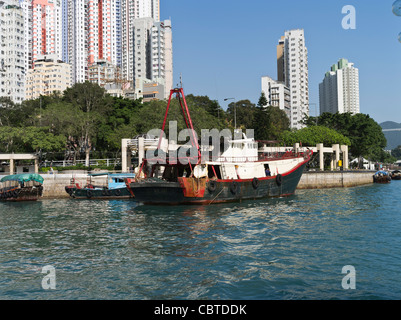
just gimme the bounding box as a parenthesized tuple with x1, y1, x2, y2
(88, 173, 136, 178)
(0, 173, 44, 184)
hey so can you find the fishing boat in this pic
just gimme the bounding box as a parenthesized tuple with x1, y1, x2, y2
(0, 173, 44, 201)
(126, 88, 312, 205)
(373, 171, 391, 183)
(65, 173, 136, 199)
(390, 170, 401, 180)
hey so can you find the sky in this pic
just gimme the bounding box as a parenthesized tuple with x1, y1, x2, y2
(160, 0, 401, 125)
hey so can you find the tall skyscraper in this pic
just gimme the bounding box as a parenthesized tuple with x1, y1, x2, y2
(277, 29, 309, 129)
(19, 0, 33, 71)
(121, 0, 160, 83)
(3, 0, 170, 99)
(319, 58, 360, 115)
(66, 0, 87, 83)
(0, 0, 25, 103)
(130, 18, 173, 99)
(32, 0, 63, 63)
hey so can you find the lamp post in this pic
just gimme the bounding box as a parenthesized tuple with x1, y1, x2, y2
(224, 97, 236, 129)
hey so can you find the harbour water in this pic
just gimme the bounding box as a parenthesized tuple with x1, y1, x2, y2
(1, 182, 401, 300)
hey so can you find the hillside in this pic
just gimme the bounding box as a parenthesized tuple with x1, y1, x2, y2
(380, 121, 401, 150)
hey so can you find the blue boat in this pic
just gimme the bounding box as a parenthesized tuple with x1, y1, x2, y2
(373, 171, 391, 183)
(65, 173, 136, 199)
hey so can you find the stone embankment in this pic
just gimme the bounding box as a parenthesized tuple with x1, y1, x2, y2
(297, 170, 375, 189)
(41, 172, 108, 199)
(40, 170, 376, 198)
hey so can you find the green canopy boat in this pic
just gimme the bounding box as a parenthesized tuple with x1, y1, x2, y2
(0, 173, 44, 184)
(0, 173, 44, 202)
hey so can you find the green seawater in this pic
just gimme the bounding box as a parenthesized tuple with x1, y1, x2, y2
(1, 182, 401, 300)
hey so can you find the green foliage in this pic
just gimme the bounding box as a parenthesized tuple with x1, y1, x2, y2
(306, 112, 387, 161)
(391, 145, 401, 160)
(257, 92, 268, 108)
(130, 97, 225, 138)
(280, 126, 351, 147)
(0, 126, 66, 153)
(254, 106, 290, 141)
(226, 100, 257, 130)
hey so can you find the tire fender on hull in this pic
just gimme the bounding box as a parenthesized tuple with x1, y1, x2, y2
(276, 174, 283, 186)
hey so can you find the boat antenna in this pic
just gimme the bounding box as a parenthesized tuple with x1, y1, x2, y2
(178, 73, 183, 88)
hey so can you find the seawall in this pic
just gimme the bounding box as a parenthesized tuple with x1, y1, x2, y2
(40, 170, 376, 198)
(297, 170, 375, 189)
(41, 173, 108, 199)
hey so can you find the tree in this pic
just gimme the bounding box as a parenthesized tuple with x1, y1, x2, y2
(96, 96, 142, 152)
(40, 102, 85, 163)
(392, 145, 401, 159)
(253, 106, 290, 141)
(304, 112, 388, 162)
(0, 126, 65, 153)
(62, 82, 113, 166)
(226, 100, 257, 130)
(130, 96, 225, 142)
(279, 125, 351, 147)
(185, 94, 224, 120)
(257, 92, 268, 108)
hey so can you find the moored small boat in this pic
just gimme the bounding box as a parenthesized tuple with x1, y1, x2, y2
(373, 171, 391, 183)
(65, 173, 136, 199)
(390, 170, 401, 180)
(0, 173, 44, 201)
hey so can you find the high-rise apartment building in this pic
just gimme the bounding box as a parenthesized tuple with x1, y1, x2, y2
(130, 18, 173, 99)
(19, 0, 33, 71)
(25, 54, 72, 99)
(2, 0, 169, 101)
(261, 76, 291, 119)
(319, 58, 360, 115)
(0, 0, 25, 103)
(66, 0, 87, 83)
(32, 0, 63, 63)
(277, 29, 309, 129)
(151, 19, 173, 98)
(121, 0, 160, 83)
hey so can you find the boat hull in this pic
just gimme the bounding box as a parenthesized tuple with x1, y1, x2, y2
(0, 186, 43, 202)
(373, 176, 391, 183)
(66, 186, 133, 199)
(129, 161, 307, 205)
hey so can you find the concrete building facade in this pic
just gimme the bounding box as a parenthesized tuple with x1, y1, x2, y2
(261, 75, 291, 119)
(319, 58, 360, 115)
(277, 29, 309, 129)
(25, 54, 72, 99)
(0, 0, 25, 103)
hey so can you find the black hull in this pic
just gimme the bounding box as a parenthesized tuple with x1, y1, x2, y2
(0, 187, 43, 202)
(130, 161, 307, 205)
(66, 186, 133, 199)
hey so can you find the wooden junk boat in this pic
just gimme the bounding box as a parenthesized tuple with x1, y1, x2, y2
(65, 173, 136, 199)
(373, 171, 391, 184)
(0, 173, 44, 201)
(125, 88, 312, 205)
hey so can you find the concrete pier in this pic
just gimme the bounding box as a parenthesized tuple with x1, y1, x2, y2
(297, 170, 375, 189)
